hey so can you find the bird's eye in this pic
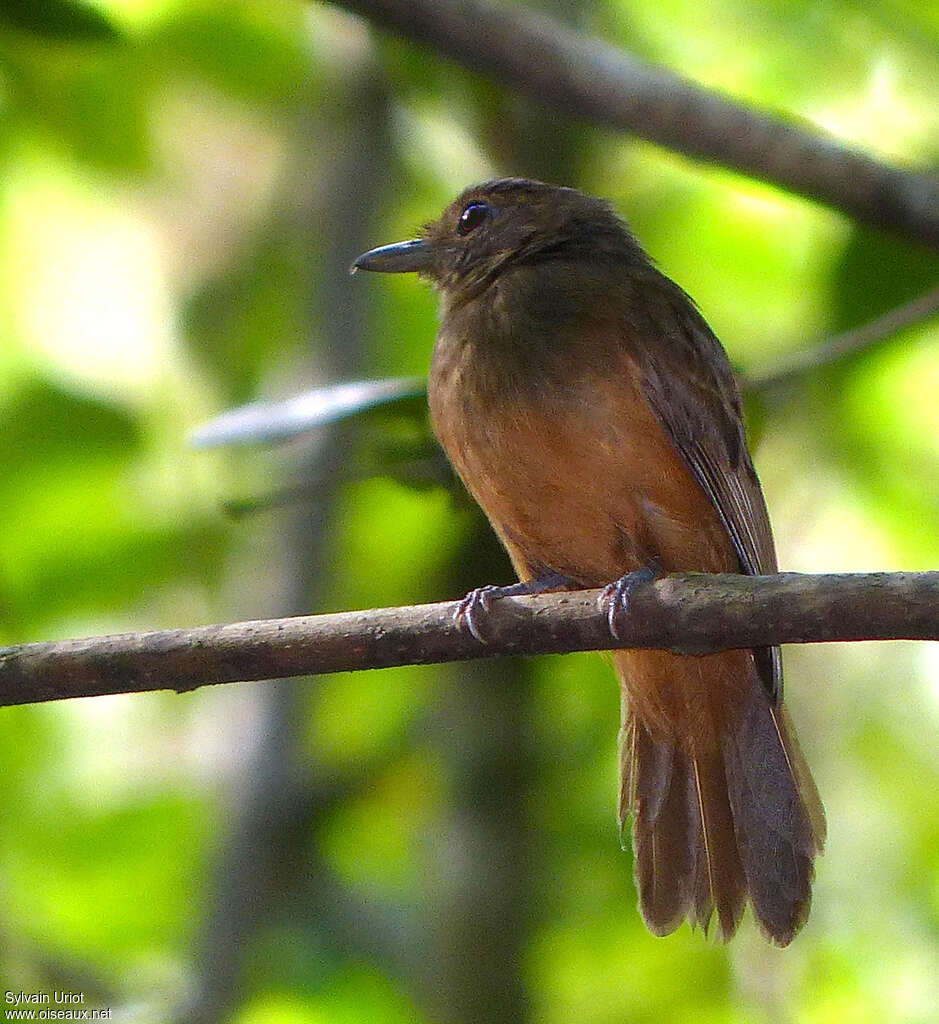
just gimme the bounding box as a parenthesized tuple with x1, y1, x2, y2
(457, 201, 489, 236)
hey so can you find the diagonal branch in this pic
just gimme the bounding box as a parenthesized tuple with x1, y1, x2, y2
(2, 572, 937, 706)
(743, 282, 939, 391)
(331, 0, 939, 250)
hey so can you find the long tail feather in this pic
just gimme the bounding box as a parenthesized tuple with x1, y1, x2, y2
(625, 721, 696, 933)
(690, 748, 747, 939)
(615, 648, 824, 944)
(721, 685, 825, 944)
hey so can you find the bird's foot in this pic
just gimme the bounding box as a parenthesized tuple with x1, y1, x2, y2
(455, 572, 575, 644)
(598, 564, 660, 641)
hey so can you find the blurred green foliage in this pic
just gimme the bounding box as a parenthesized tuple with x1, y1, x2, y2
(0, 0, 120, 41)
(0, 1, 937, 1022)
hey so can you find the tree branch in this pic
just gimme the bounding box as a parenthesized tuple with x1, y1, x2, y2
(2, 572, 937, 706)
(742, 282, 939, 391)
(331, 0, 939, 250)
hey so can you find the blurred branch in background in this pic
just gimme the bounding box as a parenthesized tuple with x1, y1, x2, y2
(331, 0, 939, 249)
(743, 282, 939, 392)
(189, 376, 427, 449)
(420, 516, 534, 1024)
(2, 572, 938, 705)
(175, 44, 401, 1024)
(189, 376, 446, 518)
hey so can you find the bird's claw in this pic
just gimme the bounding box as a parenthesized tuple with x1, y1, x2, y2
(455, 585, 503, 644)
(598, 565, 658, 641)
(456, 572, 577, 643)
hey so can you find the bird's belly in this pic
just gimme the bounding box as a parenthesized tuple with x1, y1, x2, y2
(430, 370, 737, 586)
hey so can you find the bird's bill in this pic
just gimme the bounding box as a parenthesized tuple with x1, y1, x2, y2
(350, 238, 432, 274)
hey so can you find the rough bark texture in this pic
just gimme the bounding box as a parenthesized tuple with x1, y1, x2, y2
(2, 572, 938, 706)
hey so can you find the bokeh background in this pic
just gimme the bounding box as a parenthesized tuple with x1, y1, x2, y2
(1, 1, 938, 1022)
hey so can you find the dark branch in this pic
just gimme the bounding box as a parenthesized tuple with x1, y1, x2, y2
(743, 282, 939, 391)
(332, 0, 939, 250)
(2, 572, 938, 706)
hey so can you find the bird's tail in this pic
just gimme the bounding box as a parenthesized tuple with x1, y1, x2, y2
(615, 648, 825, 945)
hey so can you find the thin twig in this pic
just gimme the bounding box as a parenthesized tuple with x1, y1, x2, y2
(332, 0, 939, 249)
(2, 572, 938, 706)
(744, 283, 939, 391)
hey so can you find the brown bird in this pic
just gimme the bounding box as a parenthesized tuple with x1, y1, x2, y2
(352, 179, 825, 945)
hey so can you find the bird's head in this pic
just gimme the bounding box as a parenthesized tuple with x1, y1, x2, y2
(351, 178, 643, 303)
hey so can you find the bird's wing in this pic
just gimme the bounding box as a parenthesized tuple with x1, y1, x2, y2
(628, 275, 781, 701)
